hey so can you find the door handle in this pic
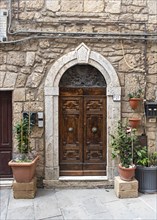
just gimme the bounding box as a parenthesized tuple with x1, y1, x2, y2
(92, 127, 97, 133)
(68, 127, 73, 132)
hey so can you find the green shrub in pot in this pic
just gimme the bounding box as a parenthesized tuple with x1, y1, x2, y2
(111, 121, 138, 181)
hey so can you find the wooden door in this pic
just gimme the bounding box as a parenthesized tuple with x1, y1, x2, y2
(59, 88, 106, 176)
(0, 92, 12, 178)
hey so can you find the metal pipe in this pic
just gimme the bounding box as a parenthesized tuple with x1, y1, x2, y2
(8, 30, 157, 37)
(1, 34, 157, 44)
(8, 0, 12, 34)
(144, 28, 148, 100)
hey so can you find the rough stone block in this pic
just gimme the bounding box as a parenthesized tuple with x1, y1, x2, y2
(61, 0, 83, 12)
(114, 176, 138, 198)
(7, 52, 25, 66)
(105, 0, 121, 14)
(13, 177, 37, 199)
(13, 190, 36, 199)
(13, 88, 26, 101)
(84, 0, 104, 12)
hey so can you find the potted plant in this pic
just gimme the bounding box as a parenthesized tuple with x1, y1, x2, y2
(111, 121, 137, 181)
(128, 88, 143, 110)
(8, 114, 39, 183)
(134, 145, 157, 193)
(129, 117, 141, 128)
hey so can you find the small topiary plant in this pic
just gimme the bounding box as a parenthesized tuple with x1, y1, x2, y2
(13, 115, 35, 162)
(111, 121, 138, 168)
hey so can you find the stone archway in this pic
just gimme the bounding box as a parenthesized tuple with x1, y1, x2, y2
(44, 43, 121, 187)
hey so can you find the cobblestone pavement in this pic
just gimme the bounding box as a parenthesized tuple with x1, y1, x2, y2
(0, 188, 157, 220)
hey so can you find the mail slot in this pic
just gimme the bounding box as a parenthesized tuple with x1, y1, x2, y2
(145, 102, 157, 117)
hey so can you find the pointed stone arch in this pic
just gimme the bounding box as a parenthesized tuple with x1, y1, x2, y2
(44, 43, 121, 186)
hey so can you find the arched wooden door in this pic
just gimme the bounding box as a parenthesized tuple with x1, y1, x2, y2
(59, 65, 107, 176)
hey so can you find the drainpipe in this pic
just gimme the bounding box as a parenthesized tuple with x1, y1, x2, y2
(142, 24, 148, 135)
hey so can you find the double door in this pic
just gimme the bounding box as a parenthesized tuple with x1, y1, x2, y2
(59, 88, 107, 176)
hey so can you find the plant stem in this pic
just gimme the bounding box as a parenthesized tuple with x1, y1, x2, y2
(20, 113, 23, 152)
(131, 130, 133, 164)
(28, 91, 31, 150)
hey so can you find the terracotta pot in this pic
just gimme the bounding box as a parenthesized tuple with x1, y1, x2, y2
(129, 118, 141, 128)
(129, 98, 141, 110)
(118, 164, 136, 181)
(8, 155, 39, 183)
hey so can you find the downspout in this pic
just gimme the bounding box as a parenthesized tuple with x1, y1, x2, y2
(142, 24, 148, 135)
(8, 0, 12, 34)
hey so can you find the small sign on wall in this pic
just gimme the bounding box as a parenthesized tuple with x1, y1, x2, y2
(113, 95, 121, 102)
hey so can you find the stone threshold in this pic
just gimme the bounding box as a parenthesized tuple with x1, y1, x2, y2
(59, 176, 108, 181)
(0, 178, 13, 188)
(43, 177, 113, 188)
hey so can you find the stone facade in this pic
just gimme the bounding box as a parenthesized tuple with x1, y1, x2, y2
(0, 0, 157, 187)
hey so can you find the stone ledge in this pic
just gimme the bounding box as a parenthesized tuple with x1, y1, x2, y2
(114, 176, 138, 198)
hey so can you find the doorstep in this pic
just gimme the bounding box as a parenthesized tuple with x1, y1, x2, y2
(59, 176, 108, 181)
(43, 177, 114, 189)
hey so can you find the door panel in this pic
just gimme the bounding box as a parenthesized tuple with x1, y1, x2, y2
(83, 97, 106, 175)
(0, 151, 12, 175)
(59, 97, 83, 175)
(0, 92, 12, 177)
(59, 88, 106, 176)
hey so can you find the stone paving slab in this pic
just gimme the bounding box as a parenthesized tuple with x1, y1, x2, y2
(0, 189, 10, 220)
(34, 190, 62, 220)
(139, 193, 157, 212)
(6, 194, 34, 220)
(0, 188, 157, 220)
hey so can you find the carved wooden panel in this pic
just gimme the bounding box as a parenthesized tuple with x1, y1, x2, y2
(83, 97, 106, 175)
(59, 88, 107, 176)
(59, 65, 106, 88)
(59, 97, 83, 175)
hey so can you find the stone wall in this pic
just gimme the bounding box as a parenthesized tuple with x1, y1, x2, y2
(3, 0, 156, 33)
(0, 0, 157, 185)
